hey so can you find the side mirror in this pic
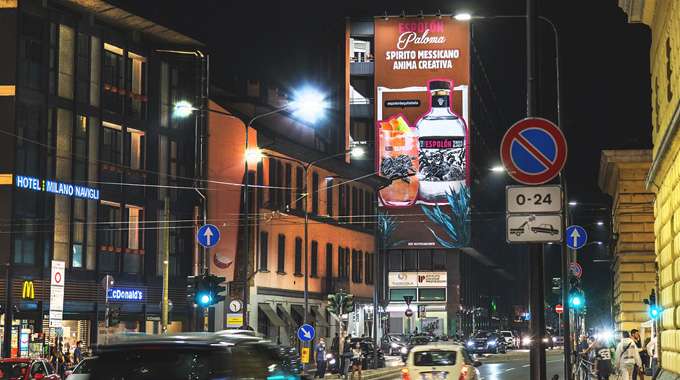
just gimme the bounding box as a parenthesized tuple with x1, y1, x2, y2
(34, 374, 45, 380)
(473, 360, 482, 367)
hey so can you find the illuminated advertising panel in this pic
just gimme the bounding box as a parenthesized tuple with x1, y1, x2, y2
(375, 16, 471, 249)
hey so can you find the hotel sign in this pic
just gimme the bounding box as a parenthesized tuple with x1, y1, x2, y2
(15, 175, 99, 200)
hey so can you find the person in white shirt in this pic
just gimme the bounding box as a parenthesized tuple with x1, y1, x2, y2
(646, 335, 658, 375)
(616, 331, 642, 380)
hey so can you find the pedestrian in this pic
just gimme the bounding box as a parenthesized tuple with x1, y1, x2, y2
(342, 335, 352, 378)
(594, 338, 613, 380)
(646, 335, 658, 376)
(331, 333, 340, 356)
(350, 343, 363, 380)
(616, 331, 642, 380)
(73, 341, 83, 364)
(315, 338, 327, 378)
(630, 329, 644, 380)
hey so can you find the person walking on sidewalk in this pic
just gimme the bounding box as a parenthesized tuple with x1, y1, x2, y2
(350, 343, 363, 380)
(631, 329, 645, 380)
(616, 331, 642, 380)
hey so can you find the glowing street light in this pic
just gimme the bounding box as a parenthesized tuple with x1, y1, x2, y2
(490, 165, 505, 173)
(596, 221, 604, 226)
(245, 148, 264, 164)
(349, 146, 365, 158)
(290, 87, 327, 123)
(568, 201, 578, 206)
(454, 12, 472, 21)
(173, 100, 197, 118)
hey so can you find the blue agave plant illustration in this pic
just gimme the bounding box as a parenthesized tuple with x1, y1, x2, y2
(420, 185, 471, 248)
(377, 211, 406, 248)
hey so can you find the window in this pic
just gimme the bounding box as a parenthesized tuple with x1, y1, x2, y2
(76, 32, 90, 104)
(73, 116, 87, 182)
(403, 251, 417, 271)
(358, 189, 364, 226)
(338, 185, 346, 220)
(325, 178, 333, 216)
(433, 252, 446, 270)
(256, 161, 264, 209)
(268, 159, 279, 207)
(418, 251, 432, 271)
(19, 14, 44, 90)
(160, 62, 169, 127)
(338, 247, 348, 279)
(90, 36, 100, 106)
(295, 167, 304, 210)
(98, 201, 121, 272)
(127, 52, 147, 119)
(127, 128, 145, 170)
(388, 252, 402, 272)
(58, 24, 75, 99)
(15, 103, 42, 176)
(284, 164, 292, 209)
(101, 122, 122, 165)
(364, 190, 373, 229)
(124, 205, 143, 273)
(277, 234, 285, 273)
(259, 232, 268, 271)
(351, 187, 358, 224)
(325, 243, 333, 279)
(390, 288, 416, 302)
(310, 241, 318, 278)
(365, 252, 374, 284)
(312, 172, 319, 215)
(419, 288, 446, 302)
(103, 43, 124, 113)
(294, 237, 303, 275)
(72, 199, 85, 268)
(352, 250, 363, 283)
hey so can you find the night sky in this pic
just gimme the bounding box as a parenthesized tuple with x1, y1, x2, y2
(111, 0, 652, 325)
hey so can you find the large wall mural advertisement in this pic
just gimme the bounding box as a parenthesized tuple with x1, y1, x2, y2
(375, 17, 471, 249)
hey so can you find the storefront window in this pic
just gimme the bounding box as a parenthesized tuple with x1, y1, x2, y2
(390, 288, 416, 302)
(418, 288, 446, 302)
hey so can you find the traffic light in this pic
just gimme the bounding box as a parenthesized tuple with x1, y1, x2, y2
(195, 276, 213, 307)
(568, 288, 585, 310)
(209, 274, 226, 304)
(186, 275, 200, 305)
(189, 274, 226, 308)
(644, 289, 661, 320)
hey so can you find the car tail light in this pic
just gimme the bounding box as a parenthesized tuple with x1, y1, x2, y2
(401, 367, 411, 380)
(459, 366, 469, 380)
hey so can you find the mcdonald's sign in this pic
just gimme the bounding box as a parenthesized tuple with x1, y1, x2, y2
(22, 280, 35, 300)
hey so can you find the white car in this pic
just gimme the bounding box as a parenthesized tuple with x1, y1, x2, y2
(65, 357, 94, 380)
(401, 343, 482, 380)
(500, 330, 518, 349)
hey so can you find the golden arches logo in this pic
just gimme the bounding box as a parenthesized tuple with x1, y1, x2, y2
(22, 280, 34, 300)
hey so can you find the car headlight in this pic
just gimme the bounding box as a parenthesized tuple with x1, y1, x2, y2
(522, 337, 532, 345)
(400, 347, 408, 354)
(488, 340, 497, 346)
(329, 359, 336, 365)
(467, 341, 474, 347)
(391, 342, 398, 349)
(542, 338, 549, 343)
(552, 337, 557, 342)
(326, 353, 334, 359)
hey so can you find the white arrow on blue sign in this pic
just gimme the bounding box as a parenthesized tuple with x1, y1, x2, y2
(297, 323, 315, 342)
(565, 225, 587, 250)
(197, 224, 220, 248)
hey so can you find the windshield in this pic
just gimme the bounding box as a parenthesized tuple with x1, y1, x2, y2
(474, 332, 491, 338)
(389, 335, 406, 342)
(414, 351, 457, 366)
(74, 358, 94, 374)
(0, 362, 29, 380)
(87, 345, 289, 379)
(501, 332, 512, 337)
(410, 337, 431, 345)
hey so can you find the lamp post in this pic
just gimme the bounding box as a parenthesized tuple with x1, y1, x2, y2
(173, 87, 326, 329)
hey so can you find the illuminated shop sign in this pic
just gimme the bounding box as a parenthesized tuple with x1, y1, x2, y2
(15, 175, 99, 200)
(107, 287, 145, 301)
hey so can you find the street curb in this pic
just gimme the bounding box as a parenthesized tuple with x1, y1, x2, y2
(323, 366, 402, 380)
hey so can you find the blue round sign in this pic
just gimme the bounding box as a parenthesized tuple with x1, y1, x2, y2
(565, 225, 587, 250)
(297, 323, 315, 342)
(197, 224, 220, 248)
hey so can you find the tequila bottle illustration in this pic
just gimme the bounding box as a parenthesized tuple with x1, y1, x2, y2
(416, 80, 467, 204)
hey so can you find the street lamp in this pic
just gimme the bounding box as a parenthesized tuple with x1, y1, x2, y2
(568, 201, 578, 206)
(490, 165, 505, 173)
(174, 86, 326, 328)
(453, 12, 472, 21)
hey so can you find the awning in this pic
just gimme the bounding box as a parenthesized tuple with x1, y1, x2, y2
(311, 306, 329, 327)
(277, 304, 296, 327)
(259, 304, 285, 327)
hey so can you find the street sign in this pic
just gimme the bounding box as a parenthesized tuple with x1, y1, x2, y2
(301, 347, 310, 364)
(555, 304, 564, 314)
(226, 313, 243, 328)
(570, 262, 583, 278)
(417, 305, 426, 318)
(297, 323, 315, 342)
(506, 185, 562, 213)
(49, 260, 65, 327)
(506, 214, 563, 243)
(197, 224, 220, 248)
(403, 295, 413, 306)
(500, 118, 567, 185)
(565, 225, 587, 250)
(405, 308, 414, 317)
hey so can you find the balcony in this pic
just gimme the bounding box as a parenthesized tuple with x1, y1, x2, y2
(350, 61, 374, 76)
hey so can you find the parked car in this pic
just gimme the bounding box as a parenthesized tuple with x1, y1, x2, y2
(465, 331, 507, 354)
(402, 343, 482, 380)
(75, 332, 306, 379)
(0, 358, 60, 380)
(65, 357, 94, 380)
(500, 330, 519, 349)
(349, 338, 386, 369)
(380, 333, 408, 355)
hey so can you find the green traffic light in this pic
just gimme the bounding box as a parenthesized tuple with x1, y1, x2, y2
(197, 291, 213, 307)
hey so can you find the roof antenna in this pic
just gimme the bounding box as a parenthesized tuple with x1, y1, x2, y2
(383, 11, 389, 21)
(399, 10, 406, 18)
(436, 9, 442, 19)
(418, 10, 424, 19)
